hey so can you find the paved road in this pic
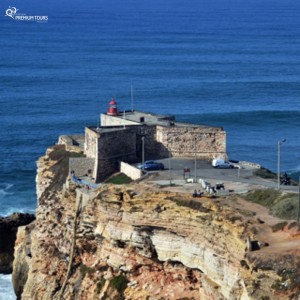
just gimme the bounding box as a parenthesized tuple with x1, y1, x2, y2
(149, 158, 298, 193)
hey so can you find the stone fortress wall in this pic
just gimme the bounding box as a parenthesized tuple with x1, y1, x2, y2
(85, 126, 138, 181)
(80, 104, 227, 182)
(156, 125, 226, 159)
(98, 112, 226, 160)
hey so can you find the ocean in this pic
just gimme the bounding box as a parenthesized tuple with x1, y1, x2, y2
(1, 0, 300, 297)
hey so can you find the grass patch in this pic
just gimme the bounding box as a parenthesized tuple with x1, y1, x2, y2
(243, 190, 298, 220)
(168, 198, 212, 213)
(106, 173, 132, 185)
(244, 190, 281, 207)
(110, 275, 129, 294)
(254, 167, 277, 179)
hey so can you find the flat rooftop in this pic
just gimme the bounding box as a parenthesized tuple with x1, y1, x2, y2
(88, 126, 132, 134)
(102, 110, 223, 129)
(109, 110, 174, 125)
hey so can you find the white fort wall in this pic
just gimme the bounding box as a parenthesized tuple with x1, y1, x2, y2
(120, 161, 142, 180)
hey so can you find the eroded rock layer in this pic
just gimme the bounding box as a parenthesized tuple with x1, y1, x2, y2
(0, 213, 35, 274)
(13, 145, 300, 299)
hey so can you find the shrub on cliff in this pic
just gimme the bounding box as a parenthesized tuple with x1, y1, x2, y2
(106, 173, 132, 185)
(109, 274, 129, 295)
(254, 167, 277, 179)
(243, 190, 298, 220)
(244, 190, 281, 206)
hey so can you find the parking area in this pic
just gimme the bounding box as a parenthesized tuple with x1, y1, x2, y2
(142, 158, 298, 193)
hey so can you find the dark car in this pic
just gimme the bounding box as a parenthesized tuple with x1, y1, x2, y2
(138, 160, 165, 171)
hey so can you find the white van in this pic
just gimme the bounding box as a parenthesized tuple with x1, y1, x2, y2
(212, 158, 234, 169)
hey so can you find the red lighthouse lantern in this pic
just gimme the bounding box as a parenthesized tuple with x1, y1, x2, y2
(107, 98, 119, 116)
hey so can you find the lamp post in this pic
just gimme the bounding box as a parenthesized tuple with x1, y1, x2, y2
(277, 139, 286, 190)
(169, 150, 172, 186)
(194, 138, 197, 183)
(142, 136, 145, 168)
(123, 110, 126, 129)
(298, 177, 300, 222)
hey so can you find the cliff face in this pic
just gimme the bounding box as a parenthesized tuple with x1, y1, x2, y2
(0, 213, 35, 274)
(13, 145, 300, 300)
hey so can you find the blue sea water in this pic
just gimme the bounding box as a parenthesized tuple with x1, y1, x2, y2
(1, 0, 300, 295)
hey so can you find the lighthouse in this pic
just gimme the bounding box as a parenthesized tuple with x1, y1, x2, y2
(107, 98, 119, 116)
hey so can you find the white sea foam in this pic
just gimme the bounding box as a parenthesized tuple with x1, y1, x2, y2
(0, 184, 14, 198)
(0, 189, 13, 196)
(0, 274, 16, 300)
(4, 184, 14, 190)
(0, 183, 14, 191)
(0, 207, 36, 218)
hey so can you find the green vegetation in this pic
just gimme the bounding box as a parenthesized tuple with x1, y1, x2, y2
(170, 198, 203, 210)
(109, 275, 129, 294)
(254, 167, 277, 179)
(79, 264, 95, 276)
(243, 190, 298, 220)
(106, 173, 132, 185)
(244, 190, 281, 207)
(271, 269, 300, 292)
(96, 277, 106, 294)
(167, 198, 212, 213)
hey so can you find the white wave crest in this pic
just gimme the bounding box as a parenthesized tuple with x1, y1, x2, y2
(0, 189, 13, 196)
(0, 183, 14, 197)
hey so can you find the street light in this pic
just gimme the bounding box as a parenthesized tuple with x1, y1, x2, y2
(194, 138, 197, 183)
(277, 139, 286, 190)
(142, 136, 145, 168)
(169, 150, 172, 186)
(298, 177, 300, 222)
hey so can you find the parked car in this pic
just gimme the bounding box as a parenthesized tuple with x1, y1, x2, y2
(137, 160, 165, 171)
(212, 158, 234, 169)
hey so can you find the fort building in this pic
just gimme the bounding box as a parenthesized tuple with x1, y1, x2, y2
(77, 98, 226, 182)
(59, 98, 226, 182)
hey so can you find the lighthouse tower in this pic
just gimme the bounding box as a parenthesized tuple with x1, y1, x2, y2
(107, 98, 119, 116)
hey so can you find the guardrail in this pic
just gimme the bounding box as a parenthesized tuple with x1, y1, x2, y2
(238, 161, 261, 169)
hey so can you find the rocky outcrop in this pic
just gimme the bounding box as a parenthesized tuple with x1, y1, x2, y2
(12, 222, 35, 299)
(0, 213, 35, 274)
(13, 145, 300, 299)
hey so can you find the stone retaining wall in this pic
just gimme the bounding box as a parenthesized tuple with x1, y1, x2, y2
(84, 128, 98, 159)
(156, 125, 226, 159)
(69, 157, 95, 177)
(120, 161, 142, 180)
(58, 135, 85, 150)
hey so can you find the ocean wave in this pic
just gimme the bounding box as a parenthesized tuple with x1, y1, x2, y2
(0, 183, 14, 191)
(177, 110, 300, 123)
(0, 207, 36, 218)
(0, 274, 16, 300)
(0, 183, 14, 196)
(288, 168, 300, 181)
(0, 189, 13, 196)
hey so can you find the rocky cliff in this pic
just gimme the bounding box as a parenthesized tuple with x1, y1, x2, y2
(0, 213, 35, 274)
(13, 145, 300, 299)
